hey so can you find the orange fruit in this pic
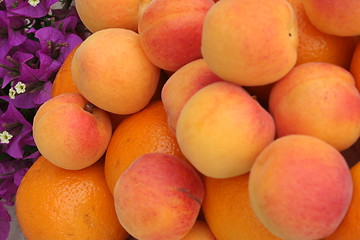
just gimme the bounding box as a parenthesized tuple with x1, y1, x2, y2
(350, 41, 360, 93)
(181, 220, 216, 240)
(104, 100, 188, 195)
(286, 0, 358, 69)
(15, 156, 128, 240)
(202, 173, 281, 240)
(51, 45, 81, 97)
(324, 161, 360, 240)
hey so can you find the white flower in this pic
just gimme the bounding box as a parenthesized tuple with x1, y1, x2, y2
(0, 131, 13, 144)
(28, 0, 40, 7)
(9, 88, 16, 99)
(15, 82, 26, 94)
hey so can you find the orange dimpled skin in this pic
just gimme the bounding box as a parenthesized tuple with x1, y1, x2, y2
(286, 0, 358, 69)
(51, 45, 81, 97)
(15, 156, 129, 240)
(202, 174, 282, 240)
(104, 100, 188, 195)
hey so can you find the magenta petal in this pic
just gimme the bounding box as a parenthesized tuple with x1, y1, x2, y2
(33, 80, 52, 105)
(0, 161, 18, 180)
(14, 168, 28, 186)
(0, 178, 17, 203)
(10, 0, 58, 18)
(1, 103, 32, 128)
(59, 33, 83, 62)
(0, 40, 11, 59)
(19, 64, 51, 83)
(1, 94, 37, 109)
(8, 29, 27, 48)
(35, 27, 65, 51)
(1, 74, 17, 89)
(1, 51, 35, 88)
(0, 104, 34, 158)
(7, 16, 27, 47)
(5, 134, 25, 159)
(17, 38, 41, 55)
(56, 15, 78, 33)
(3, 80, 52, 108)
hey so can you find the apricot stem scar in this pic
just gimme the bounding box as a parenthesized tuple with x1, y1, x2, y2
(84, 103, 96, 113)
(177, 188, 201, 205)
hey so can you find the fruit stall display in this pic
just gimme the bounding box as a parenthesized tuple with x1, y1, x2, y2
(1, 0, 360, 239)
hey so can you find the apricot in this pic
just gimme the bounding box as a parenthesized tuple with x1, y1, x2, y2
(302, 0, 360, 36)
(71, 28, 160, 115)
(138, 0, 214, 71)
(176, 81, 275, 178)
(75, 0, 152, 33)
(269, 62, 360, 151)
(33, 93, 112, 170)
(114, 152, 204, 240)
(201, 0, 298, 86)
(249, 134, 353, 240)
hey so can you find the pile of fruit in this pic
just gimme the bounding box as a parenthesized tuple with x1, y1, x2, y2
(14, 0, 360, 239)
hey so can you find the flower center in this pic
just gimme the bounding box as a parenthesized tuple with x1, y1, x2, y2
(46, 40, 69, 59)
(28, 0, 40, 7)
(0, 130, 13, 144)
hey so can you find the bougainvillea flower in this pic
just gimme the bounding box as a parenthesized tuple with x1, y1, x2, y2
(5, 0, 59, 18)
(1, 77, 53, 108)
(34, 26, 82, 63)
(0, 51, 34, 88)
(0, 158, 31, 203)
(52, 7, 79, 32)
(51, 7, 91, 40)
(0, 11, 27, 58)
(0, 175, 18, 204)
(0, 103, 35, 159)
